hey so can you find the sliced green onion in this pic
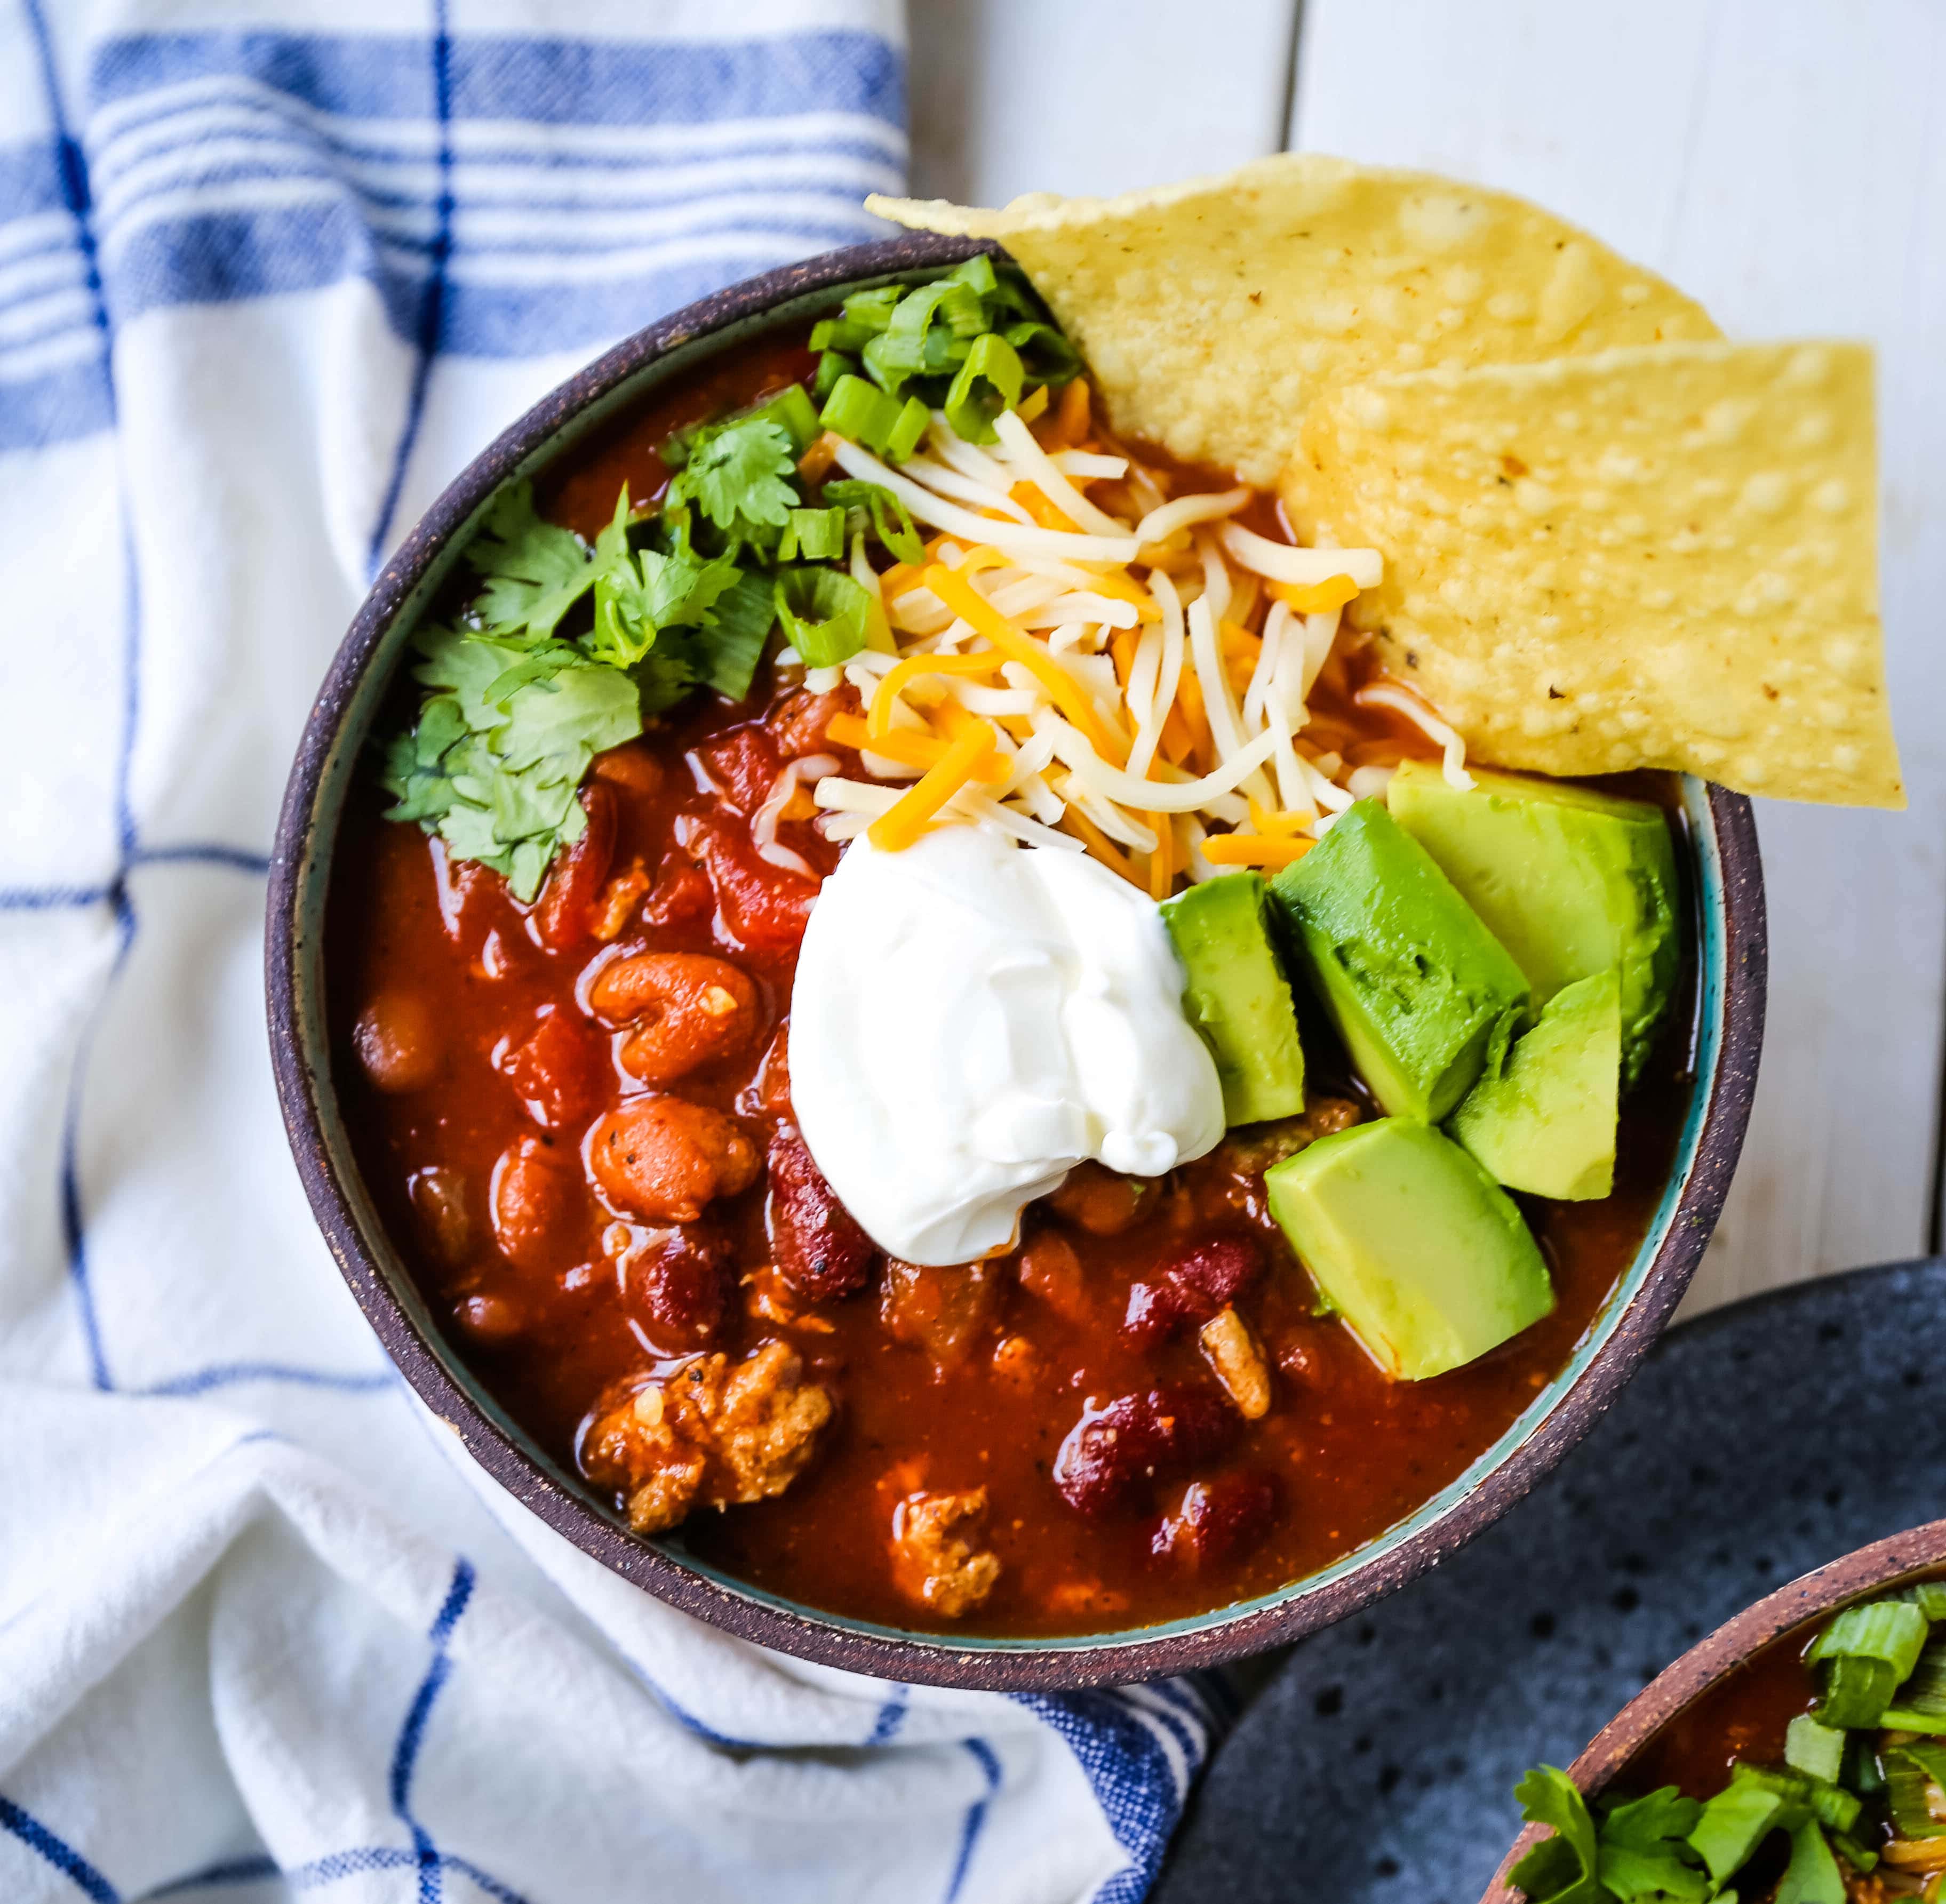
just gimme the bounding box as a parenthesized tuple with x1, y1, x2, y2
(1003, 317, 1083, 386)
(943, 331, 1024, 444)
(777, 506, 845, 563)
(1885, 1741, 1946, 1839)
(1785, 1714, 1847, 1785)
(814, 350, 851, 402)
(1810, 1599, 1930, 1727)
(860, 329, 911, 397)
(1884, 1636, 1946, 1732)
(886, 394, 930, 463)
(1687, 1774, 1793, 1883)
(819, 373, 904, 454)
(752, 383, 820, 454)
(1829, 1829, 1878, 1875)
(775, 566, 871, 668)
(1842, 1732, 1885, 1797)
(821, 479, 924, 564)
(1730, 1763, 1859, 1837)
(944, 253, 999, 301)
(1902, 1582, 1946, 1621)
(1775, 1818, 1845, 1904)
(840, 285, 900, 332)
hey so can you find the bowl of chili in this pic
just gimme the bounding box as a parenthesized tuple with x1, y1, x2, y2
(1488, 1520, 1946, 1902)
(267, 227, 1767, 1690)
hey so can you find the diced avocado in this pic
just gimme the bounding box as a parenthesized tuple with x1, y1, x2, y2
(1386, 759, 1679, 1083)
(1161, 872, 1306, 1125)
(1270, 799, 1530, 1124)
(1448, 969, 1621, 1200)
(1265, 1118, 1554, 1380)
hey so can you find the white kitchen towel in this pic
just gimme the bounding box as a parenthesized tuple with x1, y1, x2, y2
(0, 5, 1233, 1901)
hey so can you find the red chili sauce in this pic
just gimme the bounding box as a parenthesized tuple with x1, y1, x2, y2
(326, 335, 1698, 1637)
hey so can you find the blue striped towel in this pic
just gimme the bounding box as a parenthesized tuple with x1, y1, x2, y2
(0, 5, 1230, 1900)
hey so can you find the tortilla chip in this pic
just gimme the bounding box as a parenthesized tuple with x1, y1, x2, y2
(1281, 341, 1900, 807)
(869, 154, 1718, 485)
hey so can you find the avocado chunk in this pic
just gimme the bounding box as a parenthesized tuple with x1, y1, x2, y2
(1448, 969, 1621, 1199)
(1386, 759, 1678, 1083)
(1270, 799, 1530, 1124)
(1264, 1118, 1555, 1380)
(1161, 871, 1306, 1125)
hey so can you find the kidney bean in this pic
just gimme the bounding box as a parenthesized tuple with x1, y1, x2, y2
(589, 951, 759, 1087)
(629, 1224, 735, 1348)
(499, 1005, 610, 1129)
(1151, 1472, 1280, 1569)
(491, 1136, 577, 1273)
(767, 1130, 873, 1302)
(588, 1097, 760, 1224)
(1052, 1385, 1240, 1518)
(533, 782, 617, 949)
(1123, 1236, 1265, 1347)
(353, 990, 442, 1094)
(696, 724, 781, 815)
(684, 815, 817, 955)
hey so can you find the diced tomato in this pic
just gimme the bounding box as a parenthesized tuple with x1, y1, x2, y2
(534, 782, 617, 949)
(498, 1005, 611, 1130)
(695, 724, 781, 817)
(644, 850, 716, 929)
(683, 814, 817, 955)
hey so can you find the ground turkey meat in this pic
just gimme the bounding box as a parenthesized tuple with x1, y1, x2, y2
(889, 1486, 1002, 1618)
(583, 1340, 833, 1534)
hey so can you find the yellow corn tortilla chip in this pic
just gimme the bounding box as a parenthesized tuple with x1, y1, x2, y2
(870, 154, 1718, 485)
(1281, 341, 1900, 807)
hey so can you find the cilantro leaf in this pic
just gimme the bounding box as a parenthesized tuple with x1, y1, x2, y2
(465, 479, 601, 637)
(1596, 1789, 1711, 1902)
(1510, 1767, 1605, 1904)
(666, 415, 800, 545)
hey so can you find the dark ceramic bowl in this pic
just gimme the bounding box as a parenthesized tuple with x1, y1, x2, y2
(1481, 1517, 1946, 1901)
(266, 235, 1768, 1690)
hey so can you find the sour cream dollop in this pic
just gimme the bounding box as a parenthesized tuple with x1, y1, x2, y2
(790, 827, 1224, 1267)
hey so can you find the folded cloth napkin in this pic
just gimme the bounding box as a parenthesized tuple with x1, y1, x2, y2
(0, 5, 1234, 1900)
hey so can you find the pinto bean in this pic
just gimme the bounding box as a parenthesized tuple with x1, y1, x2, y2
(588, 1097, 760, 1223)
(533, 783, 617, 950)
(353, 990, 442, 1094)
(408, 1166, 471, 1264)
(767, 1131, 874, 1303)
(491, 1136, 577, 1273)
(1123, 1236, 1265, 1347)
(588, 951, 760, 1087)
(1017, 1231, 1088, 1322)
(1051, 1385, 1240, 1518)
(1047, 1162, 1150, 1237)
(1151, 1472, 1280, 1569)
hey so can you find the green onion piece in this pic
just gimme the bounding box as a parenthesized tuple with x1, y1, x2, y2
(751, 383, 820, 455)
(886, 395, 930, 463)
(1002, 317, 1083, 386)
(1831, 1830, 1878, 1875)
(778, 506, 845, 563)
(840, 285, 900, 332)
(859, 329, 911, 397)
(1785, 1715, 1847, 1785)
(1884, 1636, 1946, 1732)
(1809, 1600, 1929, 1727)
(1775, 1818, 1845, 1904)
(775, 566, 871, 668)
(810, 314, 879, 354)
(1730, 1763, 1859, 1837)
(821, 479, 924, 564)
(943, 331, 1024, 444)
(979, 263, 1041, 325)
(945, 253, 999, 301)
(819, 373, 903, 454)
(1903, 1582, 1946, 1621)
(1687, 1776, 1792, 1883)
(814, 350, 851, 402)
(1842, 1732, 1886, 1796)
(1885, 1741, 1946, 1839)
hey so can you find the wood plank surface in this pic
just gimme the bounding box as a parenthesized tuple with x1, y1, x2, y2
(1290, 0, 1946, 1313)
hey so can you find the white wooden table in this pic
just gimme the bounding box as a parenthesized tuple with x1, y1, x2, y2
(908, 0, 1946, 1318)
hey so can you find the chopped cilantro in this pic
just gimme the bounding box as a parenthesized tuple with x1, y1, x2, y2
(465, 480, 606, 637)
(665, 414, 800, 548)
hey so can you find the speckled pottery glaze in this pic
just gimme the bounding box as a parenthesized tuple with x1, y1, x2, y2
(267, 235, 1768, 1692)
